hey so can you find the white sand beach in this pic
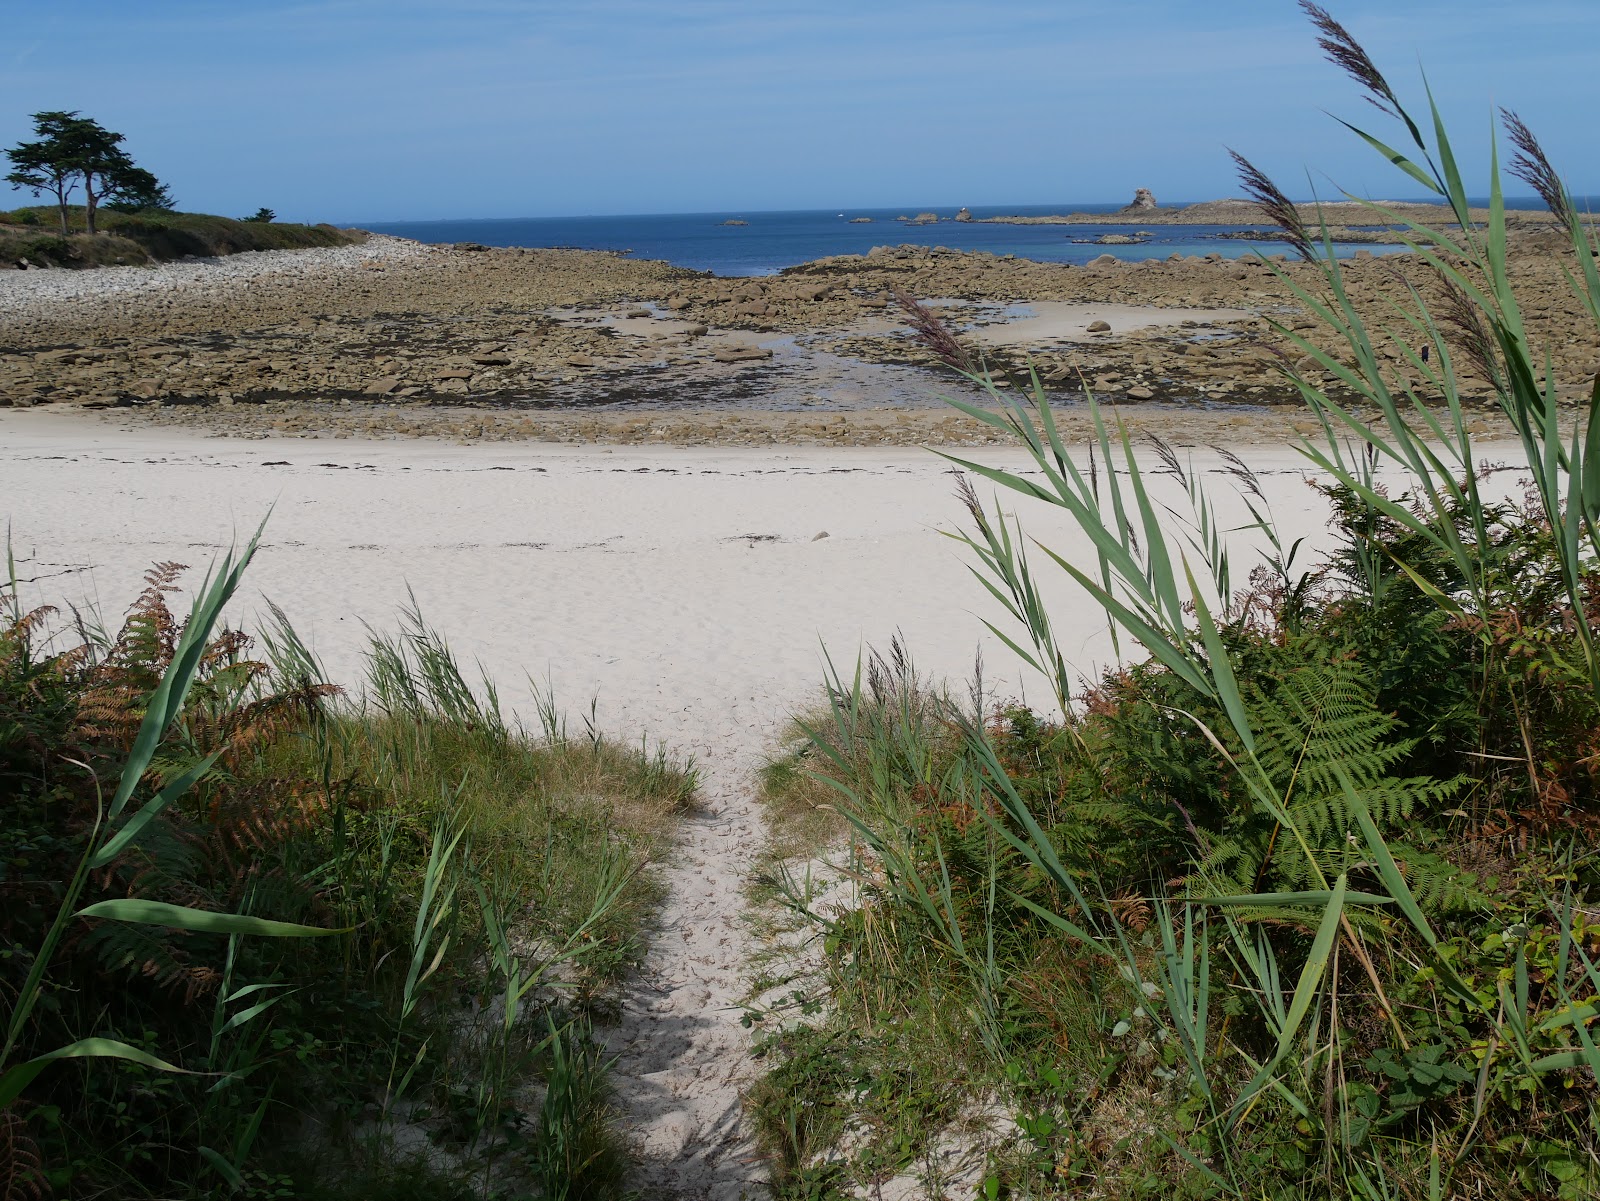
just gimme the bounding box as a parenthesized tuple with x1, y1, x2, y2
(0, 409, 1516, 1197)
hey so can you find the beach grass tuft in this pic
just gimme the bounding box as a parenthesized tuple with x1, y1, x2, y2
(0, 551, 694, 1198)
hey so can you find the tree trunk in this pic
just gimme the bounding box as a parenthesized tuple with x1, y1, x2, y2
(84, 172, 97, 236)
(55, 189, 69, 238)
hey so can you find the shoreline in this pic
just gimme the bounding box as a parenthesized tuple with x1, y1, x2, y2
(0, 227, 1585, 448)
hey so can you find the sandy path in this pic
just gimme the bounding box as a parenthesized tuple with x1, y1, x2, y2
(4, 409, 1459, 1198)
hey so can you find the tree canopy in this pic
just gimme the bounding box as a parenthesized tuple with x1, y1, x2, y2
(4, 111, 173, 236)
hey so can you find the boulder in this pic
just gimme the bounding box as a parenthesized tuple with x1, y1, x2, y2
(954, 207, 973, 222)
(1087, 320, 1112, 333)
(1120, 188, 1159, 212)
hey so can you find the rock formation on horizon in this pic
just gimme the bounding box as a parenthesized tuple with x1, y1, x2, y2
(1121, 188, 1159, 212)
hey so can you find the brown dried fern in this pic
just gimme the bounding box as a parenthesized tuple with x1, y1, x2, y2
(0, 1108, 47, 1201)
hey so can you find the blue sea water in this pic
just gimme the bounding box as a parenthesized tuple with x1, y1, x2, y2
(363, 203, 1420, 277)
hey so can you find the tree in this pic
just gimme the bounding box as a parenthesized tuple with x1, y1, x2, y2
(4, 114, 78, 237)
(3, 111, 171, 234)
(243, 207, 275, 223)
(103, 166, 175, 214)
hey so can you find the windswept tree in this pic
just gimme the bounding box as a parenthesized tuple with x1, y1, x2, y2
(103, 165, 175, 213)
(4, 111, 171, 234)
(4, 116, 78, 236)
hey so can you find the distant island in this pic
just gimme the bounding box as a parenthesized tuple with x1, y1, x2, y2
(978, 190, 1567, 227)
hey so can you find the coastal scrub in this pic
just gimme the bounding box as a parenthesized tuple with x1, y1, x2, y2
(749, 6, 1600, 1198)
(0, 547, 695, 1198)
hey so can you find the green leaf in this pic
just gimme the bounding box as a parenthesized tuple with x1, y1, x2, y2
(1230, 874, 1347, 1125)
(1581, 374, 1600, 522)
(76, 899, 348, 938)
(1333, 117, 1443, 196)
(107, 521, 267, 820)
(199, 1146, 246, 1190)
(91, 749, 225, 868)
(1199, 890, 1395, 908)
(0, 1037, 193, 1107)
(1010, 892, 1100, 945)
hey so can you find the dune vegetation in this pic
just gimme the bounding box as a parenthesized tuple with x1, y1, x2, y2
(0, 537, 695, 1198)
(0, 205, 362, 269)
(750, 9, 1600, 1199)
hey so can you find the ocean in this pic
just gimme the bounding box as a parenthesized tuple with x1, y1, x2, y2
(362, 203, 1417, 277)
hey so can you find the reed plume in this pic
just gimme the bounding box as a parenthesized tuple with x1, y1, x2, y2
(1502, 109, 1577, 235)
(893, 289, 975, 373)
(1228, 150, 1314, 262)
(1300, 1, 1402, 119)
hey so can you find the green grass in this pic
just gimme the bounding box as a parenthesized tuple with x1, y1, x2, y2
(0, 204, 363, 268)
(1, 559, 694, 1198)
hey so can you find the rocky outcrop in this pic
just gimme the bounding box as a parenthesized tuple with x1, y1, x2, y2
(954, 207, 973, 222)
(1121, 188, 1159, 212)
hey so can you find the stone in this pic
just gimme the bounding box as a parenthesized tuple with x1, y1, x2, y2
(471, 353, 511, 366)
(1087, 320, 1112, 333)
(363, 378, 402, 395)
(437, 367, 473, 380)
(1121, 187, 1159, 212)
(954, 207, 973, 222)
(812, 530, 830, 541)
(1126, 385, 1155, 399)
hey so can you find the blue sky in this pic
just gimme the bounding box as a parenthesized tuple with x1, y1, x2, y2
(2, 1, 1593, 223)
